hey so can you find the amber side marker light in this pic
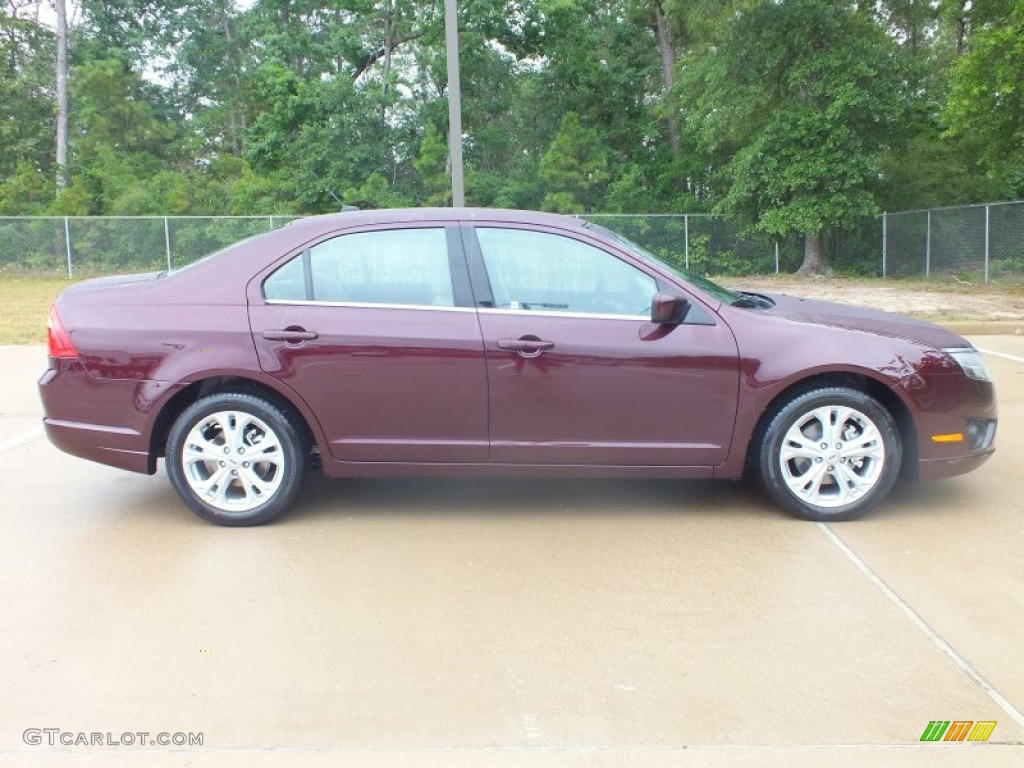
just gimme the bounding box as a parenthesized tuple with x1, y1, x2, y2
(931, 433, 965, 444)
(46, 305, 78, 358)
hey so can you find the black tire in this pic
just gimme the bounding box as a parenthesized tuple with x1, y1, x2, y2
(166, 392, 306, 526)
(756, 387, 901, 522)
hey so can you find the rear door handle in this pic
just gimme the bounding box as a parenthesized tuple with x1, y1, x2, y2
(497, 338, 555, 357)
(262, 328, 319, 342)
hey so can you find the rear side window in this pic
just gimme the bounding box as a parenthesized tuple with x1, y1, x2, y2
(263, 254, 306, 301)
(264, 228, 455, 307)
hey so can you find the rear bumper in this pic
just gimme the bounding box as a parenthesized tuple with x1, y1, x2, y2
(38, 359, 170, 474)
(43, 418, 150, 474)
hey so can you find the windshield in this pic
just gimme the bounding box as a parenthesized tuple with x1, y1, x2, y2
(584, 221, 740, 305)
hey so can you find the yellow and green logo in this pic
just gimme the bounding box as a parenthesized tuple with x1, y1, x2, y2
(920, 720, 996, 742)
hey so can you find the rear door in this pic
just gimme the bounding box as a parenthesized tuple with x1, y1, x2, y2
(466, 225, 740, 467)
(248, 224, 488, 464)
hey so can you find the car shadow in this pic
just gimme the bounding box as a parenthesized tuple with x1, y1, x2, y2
(289, 474, 774, 524)
(110, 466, 973, 527)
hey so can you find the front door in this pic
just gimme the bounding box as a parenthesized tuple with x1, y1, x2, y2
(469, 226, 740, 467)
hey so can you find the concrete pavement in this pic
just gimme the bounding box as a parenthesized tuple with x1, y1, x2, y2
(1, 341, 1022, 766)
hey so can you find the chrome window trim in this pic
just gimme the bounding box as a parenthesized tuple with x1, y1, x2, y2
(264, 299, 476, 313)
(264, 300, 695, 324)
(477, 307, 649, 322)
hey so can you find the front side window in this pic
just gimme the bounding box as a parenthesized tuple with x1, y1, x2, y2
(476, 227, 657, 316)
(584, 222, 740, 305)
(264, 228, 454, 307)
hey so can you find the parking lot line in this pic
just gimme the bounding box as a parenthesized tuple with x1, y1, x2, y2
(0, 426, 43, 456)
(817, 522, 1024, 731)
(976, 347, 1024, 365)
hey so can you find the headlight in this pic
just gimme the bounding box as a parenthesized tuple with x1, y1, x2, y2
(945, 348, 991, 382)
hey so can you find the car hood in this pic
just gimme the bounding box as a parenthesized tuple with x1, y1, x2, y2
(757, 293, 969, 349)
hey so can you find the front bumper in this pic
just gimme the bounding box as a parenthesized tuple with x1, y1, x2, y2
(906, 371, 997, 481)
(917, 447, 995, 481)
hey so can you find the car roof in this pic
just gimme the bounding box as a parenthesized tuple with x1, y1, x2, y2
(289, 207, 588, 232)
(163, 208, 594, 303)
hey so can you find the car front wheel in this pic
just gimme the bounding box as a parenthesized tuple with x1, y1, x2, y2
(756, 387, 902, 522)
(166, 392, 306, 526)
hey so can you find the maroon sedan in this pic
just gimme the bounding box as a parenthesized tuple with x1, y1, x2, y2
(40, 208, 996, 525)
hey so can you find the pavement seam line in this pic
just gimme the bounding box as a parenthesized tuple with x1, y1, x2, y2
(817, 522, 1024, 732)
(976, 347, 1024, 365)
(0, 426, 44, 456)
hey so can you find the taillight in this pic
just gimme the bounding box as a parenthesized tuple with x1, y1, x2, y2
(47, 304, 78, 358)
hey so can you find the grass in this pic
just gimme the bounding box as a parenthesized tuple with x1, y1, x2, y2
(0, 275, 80, 345)
(0, 271, 1020, 345)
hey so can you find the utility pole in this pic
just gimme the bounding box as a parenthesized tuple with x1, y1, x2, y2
(443, 0, 465, 207)
(55, 0, 69, 191)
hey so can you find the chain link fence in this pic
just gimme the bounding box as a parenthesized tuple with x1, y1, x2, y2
(0, 216, 299, 276)
(0, 204, 1021, 280)
(884, 201, 1024, 281)
(583, 214, 882, 277)
(584, 214, 781, 276)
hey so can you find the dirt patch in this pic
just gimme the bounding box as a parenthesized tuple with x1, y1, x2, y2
(722, 275, 1024, 323)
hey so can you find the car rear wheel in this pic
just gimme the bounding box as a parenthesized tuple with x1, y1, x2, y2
(166, 392, 306, 526)
(756, 387, 901, 521)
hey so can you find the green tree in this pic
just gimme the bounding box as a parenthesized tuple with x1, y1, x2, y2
(239, 1, 441, 211)
(0, 7, 54, 185)
(0, 163, 53, 214)
(414, 122, 451, 206)
(677, 0, 915, 273)
(539, 111, 610, 212)
(943, 0, 1024, 196)
(3, 0, 1005, 220)
(168, 0, 250, 155)
(61, 57, 181, 214)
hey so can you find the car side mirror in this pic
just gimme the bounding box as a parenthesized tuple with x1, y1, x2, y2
(650, 292, 689, 325)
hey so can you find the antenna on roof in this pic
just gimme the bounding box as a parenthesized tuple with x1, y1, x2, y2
(309, 169, 347, 209)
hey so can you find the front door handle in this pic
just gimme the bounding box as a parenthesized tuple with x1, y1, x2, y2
(497, 337, 555, 358)
(263, 328, 319, 343)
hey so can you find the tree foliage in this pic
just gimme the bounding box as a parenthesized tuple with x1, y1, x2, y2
(0, 0, 1017, 273)
(944, 0, 1024, 196)
(677, 0, 915, 270)
(1, 5, 55, 186)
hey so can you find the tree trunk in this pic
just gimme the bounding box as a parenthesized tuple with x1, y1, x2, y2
(222, 11, 244, 155)
(380, 2, 397, 123)
(654, 3, 681, 157)
(797, 231, 827, 275)
(953, 0, 967, 56)
(55, 0, 69, 192)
